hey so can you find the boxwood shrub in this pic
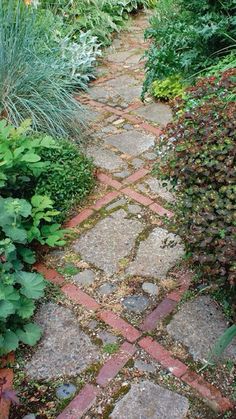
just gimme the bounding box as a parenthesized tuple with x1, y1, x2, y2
(36, 138, 95, 221)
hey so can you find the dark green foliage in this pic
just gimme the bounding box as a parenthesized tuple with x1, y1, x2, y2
(0, 121, 69, 355)
(155, 69, 236, 292)
(41, 0, 148, 46)
(36, 138, 94, 221)
(142, 0, 236, 96)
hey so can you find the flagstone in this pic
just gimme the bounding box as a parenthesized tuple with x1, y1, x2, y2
(126, 228, 184, 280)
(74, 210, 143, 276)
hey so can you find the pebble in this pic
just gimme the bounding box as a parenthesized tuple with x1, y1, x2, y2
(142, 282, 159, 296)
(56, 383, 76, 400)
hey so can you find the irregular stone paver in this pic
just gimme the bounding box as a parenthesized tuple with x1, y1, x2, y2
(167, 296, 236, 362)
(126, 228, 184, 280)
(142, 282, 159, 296)
(106, 198, 127, 211)
(107, 50, 134, 63)
(104, 130, 155, 156)
(74, 210, 143, 276)
(110, 381, 189, 418)
(114, 170, 131, 178)
(122, 295, 149, 313)
(128, 204, 142, 214)
(56, 384, 76, 400)
(97, 331, 118, 345)
(131, 158, 145, 169)
(98, 283, 117, 295)
(134, 103, 172, 126)
(85, 145, 127, 171)
(73, 270, 96, 287)
(25, 304, 99, 380)
(134, 360, 156, 373)
(143, 178, 176, 203)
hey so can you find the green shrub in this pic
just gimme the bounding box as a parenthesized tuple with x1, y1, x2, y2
(142, 0, 236, 97)
(36, 138, 95, 221)
(154, 69, 236, 291)
(0, 120, 69, 355)
(0, 0, 86, 138)
(152, 75, 185, 100)
(41, 0, 148, 47)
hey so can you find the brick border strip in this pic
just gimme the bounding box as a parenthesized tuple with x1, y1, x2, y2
(139, 337, 233, 412)
(34, 265, 233, 415)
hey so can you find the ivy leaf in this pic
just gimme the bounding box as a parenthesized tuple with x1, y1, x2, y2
(16, 296, 35, 319)
(16, 323, 42, 346)
(16, 272, 46, 299)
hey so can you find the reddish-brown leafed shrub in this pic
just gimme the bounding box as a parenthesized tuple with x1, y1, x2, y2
(156, 69, 236, 289)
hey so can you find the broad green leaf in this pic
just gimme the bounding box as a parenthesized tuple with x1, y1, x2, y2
(1, 331, 19, 353)
(31, 195, 53, 210)
(0, 300, 15, 318)
(3, 225, 27, 243)
(16, 323, 42, 346)
(16, 296, 35, 319)
(21, 153, 41, 163)
(16, 271, 46, 299)
(17, 247, 36, 264)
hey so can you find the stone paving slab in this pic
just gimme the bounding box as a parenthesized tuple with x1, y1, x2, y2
(126, 227, 184, 280)
(25, 303, 99, 380)
(167, 296, 236, 362)
(85, 144, 128, 171)
(104, 130, 155, 156)
(143, 177, 176, 203)
(134, 102, 173, 126)
(110, 381, 189, 418)
(74, 209, 143, 276)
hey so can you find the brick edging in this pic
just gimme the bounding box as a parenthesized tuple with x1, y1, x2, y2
(33, 265, 233, 415)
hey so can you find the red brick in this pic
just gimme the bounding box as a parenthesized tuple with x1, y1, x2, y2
(33, 264, 65, 286)
(122, 113, 142, 124)
(65, 208, 94, 228)
(97, 173, 122, 190)
(57, 384, 100, 419)
(166, 290, 184, 302)
(96, 342, 136, 387)
(140, 123, 162, 137)
(139, 337, 188, 378)
(0, 368, 14, 419)
(149, 202, 174, 218)
(62, 284, 100, 311)
(0, 353, 14, 368)
(92, 191, 120, 210)
(140, 298, 177, 331)
(99, 310, 141, 342)
(103, 105, 124, 116)
(123, 168, 150, 185)
(125, 101, 143, 112)
(181, 370, 233, 412)
(122, 188, 153, 206)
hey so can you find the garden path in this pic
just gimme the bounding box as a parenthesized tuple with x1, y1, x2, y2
(14, 10, 235, 419)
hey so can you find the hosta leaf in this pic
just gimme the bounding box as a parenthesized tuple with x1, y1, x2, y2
(16, 271, 46, 299)
(16, 323, 42, 346)
(16, 296, 35, 319)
